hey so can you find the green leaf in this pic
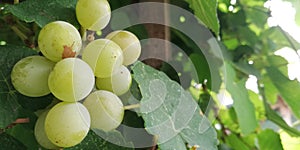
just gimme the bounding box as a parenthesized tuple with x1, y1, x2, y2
(0, 45, 37, 128)
(296, 10, 300, 26)
(266, 67, 300, 118)
(224, 62, 257, 135)
(6, 0, 79, 28)
(190, 53, 210, 84)
(267, 55, 288, 77)
(263, 97, 300, 137)
(233, 60, 260, 78)
(219, 108, 239, 132)
(225, 133, 251, 150)
(121, 110, 153, 148)
(261, 27, 300, 51)
(262, 76, 278, 104)
(6, 123, 40, 150)
(67, 130, 134, 150)
(290, 0, 300, 26)
(0, 20, 23, 46)
(244, 6, 269, 28)
(132, 62, 218, 150)
(0, 132, 26, 149)
(248, 90, 265, 120)
(238, 27, 258, 46)
(232, 45, 254, 62)
(185, 0, 220, 35)
(257, 129, 283, 150)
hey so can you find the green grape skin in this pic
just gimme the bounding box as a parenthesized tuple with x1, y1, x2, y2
(34, 110, 60, 149)
(83, 90, 124, 132)
(48, 58, 95, 102)
(96, 65, 132, 96)
(38, 21, 82, 62)
(76, 0, 111, 31)
(45, 102, 91, 148)
(106, 30, 141, 65)
(11, 56, 55, 97)
(82, 39, 123, 78)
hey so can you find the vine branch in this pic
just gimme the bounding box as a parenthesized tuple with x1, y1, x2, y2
(0, 118, 30, 134)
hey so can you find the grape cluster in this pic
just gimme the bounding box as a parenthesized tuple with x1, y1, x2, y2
(10, 0, 141, 148)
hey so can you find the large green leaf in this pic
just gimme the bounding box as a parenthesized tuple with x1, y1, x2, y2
(6, 123, 40, 150)
(224, 62, 257, 135)
(6, 0, 78, 28)
(0, 45, 37, 128)
(244, 6, 269, 28)
(257, 129, 283, 150)
(185, 0, 220, 35)
(248, 90, 265, 121)
(262, 95, 300, 137)
(262, 75, 279, 104)
(266, 67, 300, 118)
(0, 132, 26, 149)
(225, 134, 251, 150)
(132, 62, 218, 150)
(0, 20, 24, 46)
(67, 130, 134, 150)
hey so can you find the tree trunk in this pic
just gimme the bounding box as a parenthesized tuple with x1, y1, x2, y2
(139, 0, 170, 69)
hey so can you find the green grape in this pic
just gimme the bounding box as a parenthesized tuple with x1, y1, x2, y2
(34, 110, 60, 149)
(48, 58, 95, 102)
(82, 39, 123, 78)
(83, 90, 124, 132)
(38, 21, 82, 62)
(11, 56, 55, 97)
(45, 102, 90, 148)
(76, 0, 111, 31)
(106, 30, 141, 65)
(96, 65, 132, 96)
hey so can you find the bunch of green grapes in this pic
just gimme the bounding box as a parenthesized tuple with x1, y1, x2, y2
(11, 0, 142, 148)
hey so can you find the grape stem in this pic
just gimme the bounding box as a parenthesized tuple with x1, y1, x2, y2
(123, 103, 141, 110)
(0, 118, 29, 134)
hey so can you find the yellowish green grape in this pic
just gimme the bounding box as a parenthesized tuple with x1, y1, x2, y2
(38, 21, 82, 62)
(48, 58, 94, 102)
(34, 110, 60, 149)
(83, 90, 124, 132)
(11, 56, 55, 97)
(82, 39, 123, 78)
(45, 102, 90, 148)
(96, 65, 132, 96)
(76, 0, 111, 31)
(106, 30, 141, 65)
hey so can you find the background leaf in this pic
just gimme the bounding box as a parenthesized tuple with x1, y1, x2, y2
(0, 45, 37, 128)
(67, 130, 134, 150)
(266, 67, 300, 118)
(185, 0, 220, 35)
(0, 132, 26, 149)
(257, 129, 283, 150)
(224, 62, 257, 135)
(6, 0, 79, 28)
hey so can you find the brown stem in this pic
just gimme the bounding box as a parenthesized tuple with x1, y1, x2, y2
(150, 135, 158, 150)
(123, 103, 141, 110)
(139, 0, 171, 69)
(0, 118, 30, 134)
(13, 118, 30, 124)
